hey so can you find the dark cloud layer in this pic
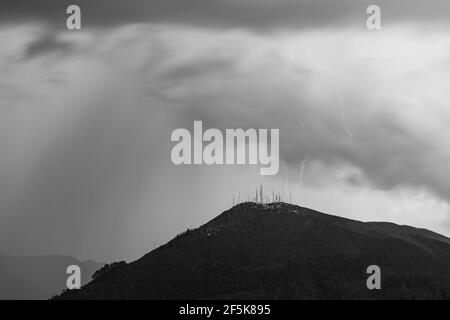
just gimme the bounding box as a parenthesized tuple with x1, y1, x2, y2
(23, 33, 73, 59)
(2, 3, 450, 261)
(2, 0, 450, 31)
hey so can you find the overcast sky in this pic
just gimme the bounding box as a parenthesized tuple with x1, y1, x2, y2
(1, 1, 450, 262)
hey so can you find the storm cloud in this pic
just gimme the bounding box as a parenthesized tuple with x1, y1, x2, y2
(1, 2, 450, 261)
(2, 0, 450, 31)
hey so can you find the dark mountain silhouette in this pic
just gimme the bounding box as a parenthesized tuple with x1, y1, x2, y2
(0, 254, 103, 299)
(56, 202, 450, 299)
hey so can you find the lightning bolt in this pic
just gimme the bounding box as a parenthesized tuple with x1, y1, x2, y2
(295, 154, 309, 206)
(298, 120, 307, 134)
(336, 74, 353, 139)
(281, 161, 289, 203)
(293, 119, 311, 206)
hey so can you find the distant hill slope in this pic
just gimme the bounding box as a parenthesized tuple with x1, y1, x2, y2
(0, 255, 103, 299)
(57, 202, 450, 299)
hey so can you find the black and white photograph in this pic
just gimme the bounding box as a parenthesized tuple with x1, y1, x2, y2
(1, 0, 450, 312)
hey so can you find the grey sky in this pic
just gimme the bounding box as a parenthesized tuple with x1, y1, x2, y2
(1, 1, 450, 262)
(2, 0, 450, 31)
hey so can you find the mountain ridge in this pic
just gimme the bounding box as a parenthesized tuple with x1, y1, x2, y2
(56, 202, 450, 299)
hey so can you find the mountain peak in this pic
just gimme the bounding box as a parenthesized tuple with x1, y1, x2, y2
(56, 204, 450, 299)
